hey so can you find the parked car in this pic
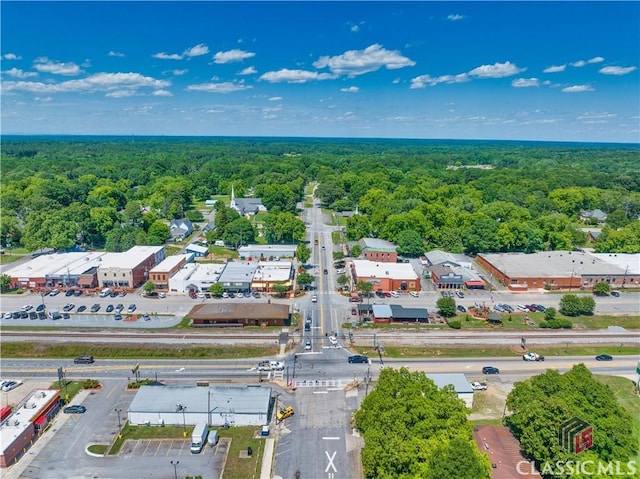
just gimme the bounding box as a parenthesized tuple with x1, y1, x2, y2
(49, 289, 60, 296)
(2, 312, 12, 320)
(409, 291, 419, 298)
(63, 405, 86, 414)
(440, 291, 448, 298)
(534, 304, 546, 312)
(21, 304, 33, 312)
(516, 304, 529, 312)
(77, 305, 87, 313)
(105, 305, 114, 313)
(62, 312, 70, 319)
(375, 291, 385, 298)
(65, 289, 75, 297)
(455, 290, 465, 298)
(482, 366, 500, 374)
(596, 354, 613, 361)
(384, 291, 391, 298)
(348, 355, 369, 364)
(74, 289, 83, 297)
(611, 291, 620, 297)
(276, 406, 294, 421)
(90, 304, 100, 313)
(63, 303, 75, 312)
(36, 304, 45, 312)
(252, 291, 260, 298)
(115, 304, 124, 312)
(142, 314, 151, 321)
(470, 382, 488, 391)
(502, 304, 514, 313)
(1, 380, 23, 392)
(29, 311, 37, 320)
(457, 305, 467, 313)
(127, 304, 136, 313)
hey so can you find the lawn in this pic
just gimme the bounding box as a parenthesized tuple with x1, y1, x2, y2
(220, 426, 266, 479)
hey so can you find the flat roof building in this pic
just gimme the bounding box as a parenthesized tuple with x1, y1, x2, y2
(238, 244, 297, 260)
(217, 261, 259, 293)
(425, 373, 474, 408)
(351, 259, 420, 292)
(188, 302, 290, 327)
(252, 261, 293, 292)
(358, 238, 398, 263)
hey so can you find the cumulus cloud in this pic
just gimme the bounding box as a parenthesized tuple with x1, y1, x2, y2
(33, 57, 82, 76)
(447, 14, 464, 21)
(340, 86, 360, 93)
(313, 44, 415, 77)
(512, 78, 539, 88)
(410, 73, 469, 88)
(108, 51, 125, 57)
(185, 81, 252, 93)
(1, 72, 171, 95)
(543, 64, 566, 73)
(213, 49, 255, 64)
(599, 65, 637, 75)
(468, 61, 525, 78)
(562, 84, 594, 93)
(238, 66, 257, 75)
(3, 68, 38, 79)
(268, 96, 283, 101)
(153, 43, 209, 60)
(3, 53, 21, 60)
(588, 56, 604, 64)
(259, 68, 335, 83)
(571, 60, 586, 68)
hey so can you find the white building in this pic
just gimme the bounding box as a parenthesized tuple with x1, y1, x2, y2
(425, 373, 474, 408)
(169, 262, 226, 293)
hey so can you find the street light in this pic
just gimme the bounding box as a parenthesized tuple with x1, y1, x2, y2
(182, 406, 187, 437)
(170, 460, 179, 479)
(114, 408, 122, 428)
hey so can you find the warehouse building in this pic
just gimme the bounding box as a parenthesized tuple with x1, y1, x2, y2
(358, 238, 398, 263)
(238, 244, 297, 260)
(425, 373, 474, 408)
(127, 385, 272, 427)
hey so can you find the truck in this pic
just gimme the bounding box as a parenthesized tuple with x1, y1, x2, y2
(523, 352, 545, 361)
(99, 288, 112, 298)
(190, 421, 209, 454)
(257, 360, 284, 371)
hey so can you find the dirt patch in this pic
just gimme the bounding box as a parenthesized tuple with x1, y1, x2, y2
(469, 383, 512, 421)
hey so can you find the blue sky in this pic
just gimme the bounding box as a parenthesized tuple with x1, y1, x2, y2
(1, 1, 638, 142)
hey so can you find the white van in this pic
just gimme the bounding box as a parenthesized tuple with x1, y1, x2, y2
(207, 429, 219, 446)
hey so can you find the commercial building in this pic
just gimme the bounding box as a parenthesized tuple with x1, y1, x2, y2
(185, 243, 208, 258)
(252, 261, 293, 292)
(217, 261, 259, 294)
(425, 373, 474, 408)
(369, 304, 428, 324)
(238, 244, 297, 260)
(188, 302, 290, 327)
(351, 259, 420, 292)
(148, 253, 194, 290)
(97, 246, 166, 289)
(358, 238, 398, 263)
(477, 250, 639, 291)
(0, 389, 60, 468)
(127, 385, 272, 427)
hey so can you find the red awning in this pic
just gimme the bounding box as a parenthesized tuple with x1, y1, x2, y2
(34, 416, 48, 426)
(465, 280, 485, 286)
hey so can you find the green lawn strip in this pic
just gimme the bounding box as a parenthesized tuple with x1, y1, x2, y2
(87, 444, 109, 455)
(220, 427, 265, 479)
(2, 342, 278, 360)
(364, 344, 639, 359)
(47, 380, 84, 402)
(109, 423, 189, 455)
(595, 375, 640, 463)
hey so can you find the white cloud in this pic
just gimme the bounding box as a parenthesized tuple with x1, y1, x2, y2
(213, 49, 255, 64)
(562, 84, 594, 93)
(340, 86, 360, 93)
(313, 44, 415, 77)
(108, 51, 125, 57)
(543, 64, 566, 73)
(238, 66, 257, 75)
(351, 24, 359, 32)
(468, 61, 525, 78)
(259, 68, 335, 83)
(106, 89, 136, 98)
(599, 65, 637, 75)
(447, 14, 464, 21)
(588, 56, 604, 64)
(153, 52, 183, 60)
(512, 78, 539, 88)
(571, 60, 586, 67)
(410, 73, 469, 88)
(1, 72, 171, 95)
(184, 43, 209, 57)
(33, 57, 82, 76)
(268, 96, 283, 101)
(35, 96, 53, 102)
(171, 69, 188, 76)
(152, 89, 173, 96)
(577, 111, 617, 123)
(152, 44, 209, 60)
(392, 78, 400, 84)
(3, 53, 21, 60)
(185, 81, 252, 93)
(3, 68, 38, 79)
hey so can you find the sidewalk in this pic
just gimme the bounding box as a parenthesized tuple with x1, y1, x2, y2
(260, 437, 276, 479)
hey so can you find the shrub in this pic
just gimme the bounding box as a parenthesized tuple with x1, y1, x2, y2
(539, 318, 572, 329)
(447, 319, 462, 329)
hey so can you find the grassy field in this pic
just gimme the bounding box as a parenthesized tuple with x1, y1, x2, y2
(3, 342, 279, 360)
(595, 375, 640, 463)
(220, 426, 266, 479)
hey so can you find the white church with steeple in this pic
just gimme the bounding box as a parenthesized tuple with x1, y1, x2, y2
(230, 185, 267, 217)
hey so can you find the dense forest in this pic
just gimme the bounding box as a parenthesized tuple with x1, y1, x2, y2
(1, 136, 639, 254)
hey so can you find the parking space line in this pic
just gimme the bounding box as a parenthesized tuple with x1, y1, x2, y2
(152, 440, 162, 456)
(142, 439, 152, 456)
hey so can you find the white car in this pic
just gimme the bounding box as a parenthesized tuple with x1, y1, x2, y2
(311, 295, 318, 303)
(329, 336, 338, 345)
(390, 291, 399, 298)
(305, 339, 312, 351)
(1, 380, 23, 392)
(523, 352, 545, 361)
(517, 304, 529, 312)
(470, 382, 488, 391)
(409, 291, 419, 298)
(21, 304, 34, 312)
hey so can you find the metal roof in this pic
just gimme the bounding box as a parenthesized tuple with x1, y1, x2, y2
(359, 238, 397, 252)
(188, 302, 290, 320)
(425, 373, 473, 394)
(352, 260, 418, 280)
(217, 261, 259, 283)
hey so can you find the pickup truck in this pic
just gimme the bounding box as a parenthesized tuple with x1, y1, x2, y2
(523, 352, 545, 361)
(257, 360, 284, 371)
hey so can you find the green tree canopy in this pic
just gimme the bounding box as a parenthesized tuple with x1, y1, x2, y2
(436, 297, 457, 317)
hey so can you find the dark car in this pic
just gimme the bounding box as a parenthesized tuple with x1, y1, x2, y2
(482, 366, 500, 374)
(534, 304, 546, 312)
(375, 291, 385, 298)
(38, 311, 46, 320)
(611, 291, 620, 297)
(90, 304, 100, 312)
(304, 323, 311, 332)
(77, 305, 87, 313)
(63, 405, 86, 414)
(74, 355, 94, 364)
(62, 312, 70, 319)
(115, 304, 124, 312)
(36, 304, 45, 312)
(457, 305, 467, 313)
(595, 354, 613, 361)
(114, 313, 123, 321)
(65, 289, 74, 297)
(252, 291, 260, 298)
(29, 311, 37, 320)
(323, 269, 328, 275)
(74, 289, 83, 297)
(105, 304, 114, 313)
(63, 303, 75, 312)
(348, 355, 369, 364)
